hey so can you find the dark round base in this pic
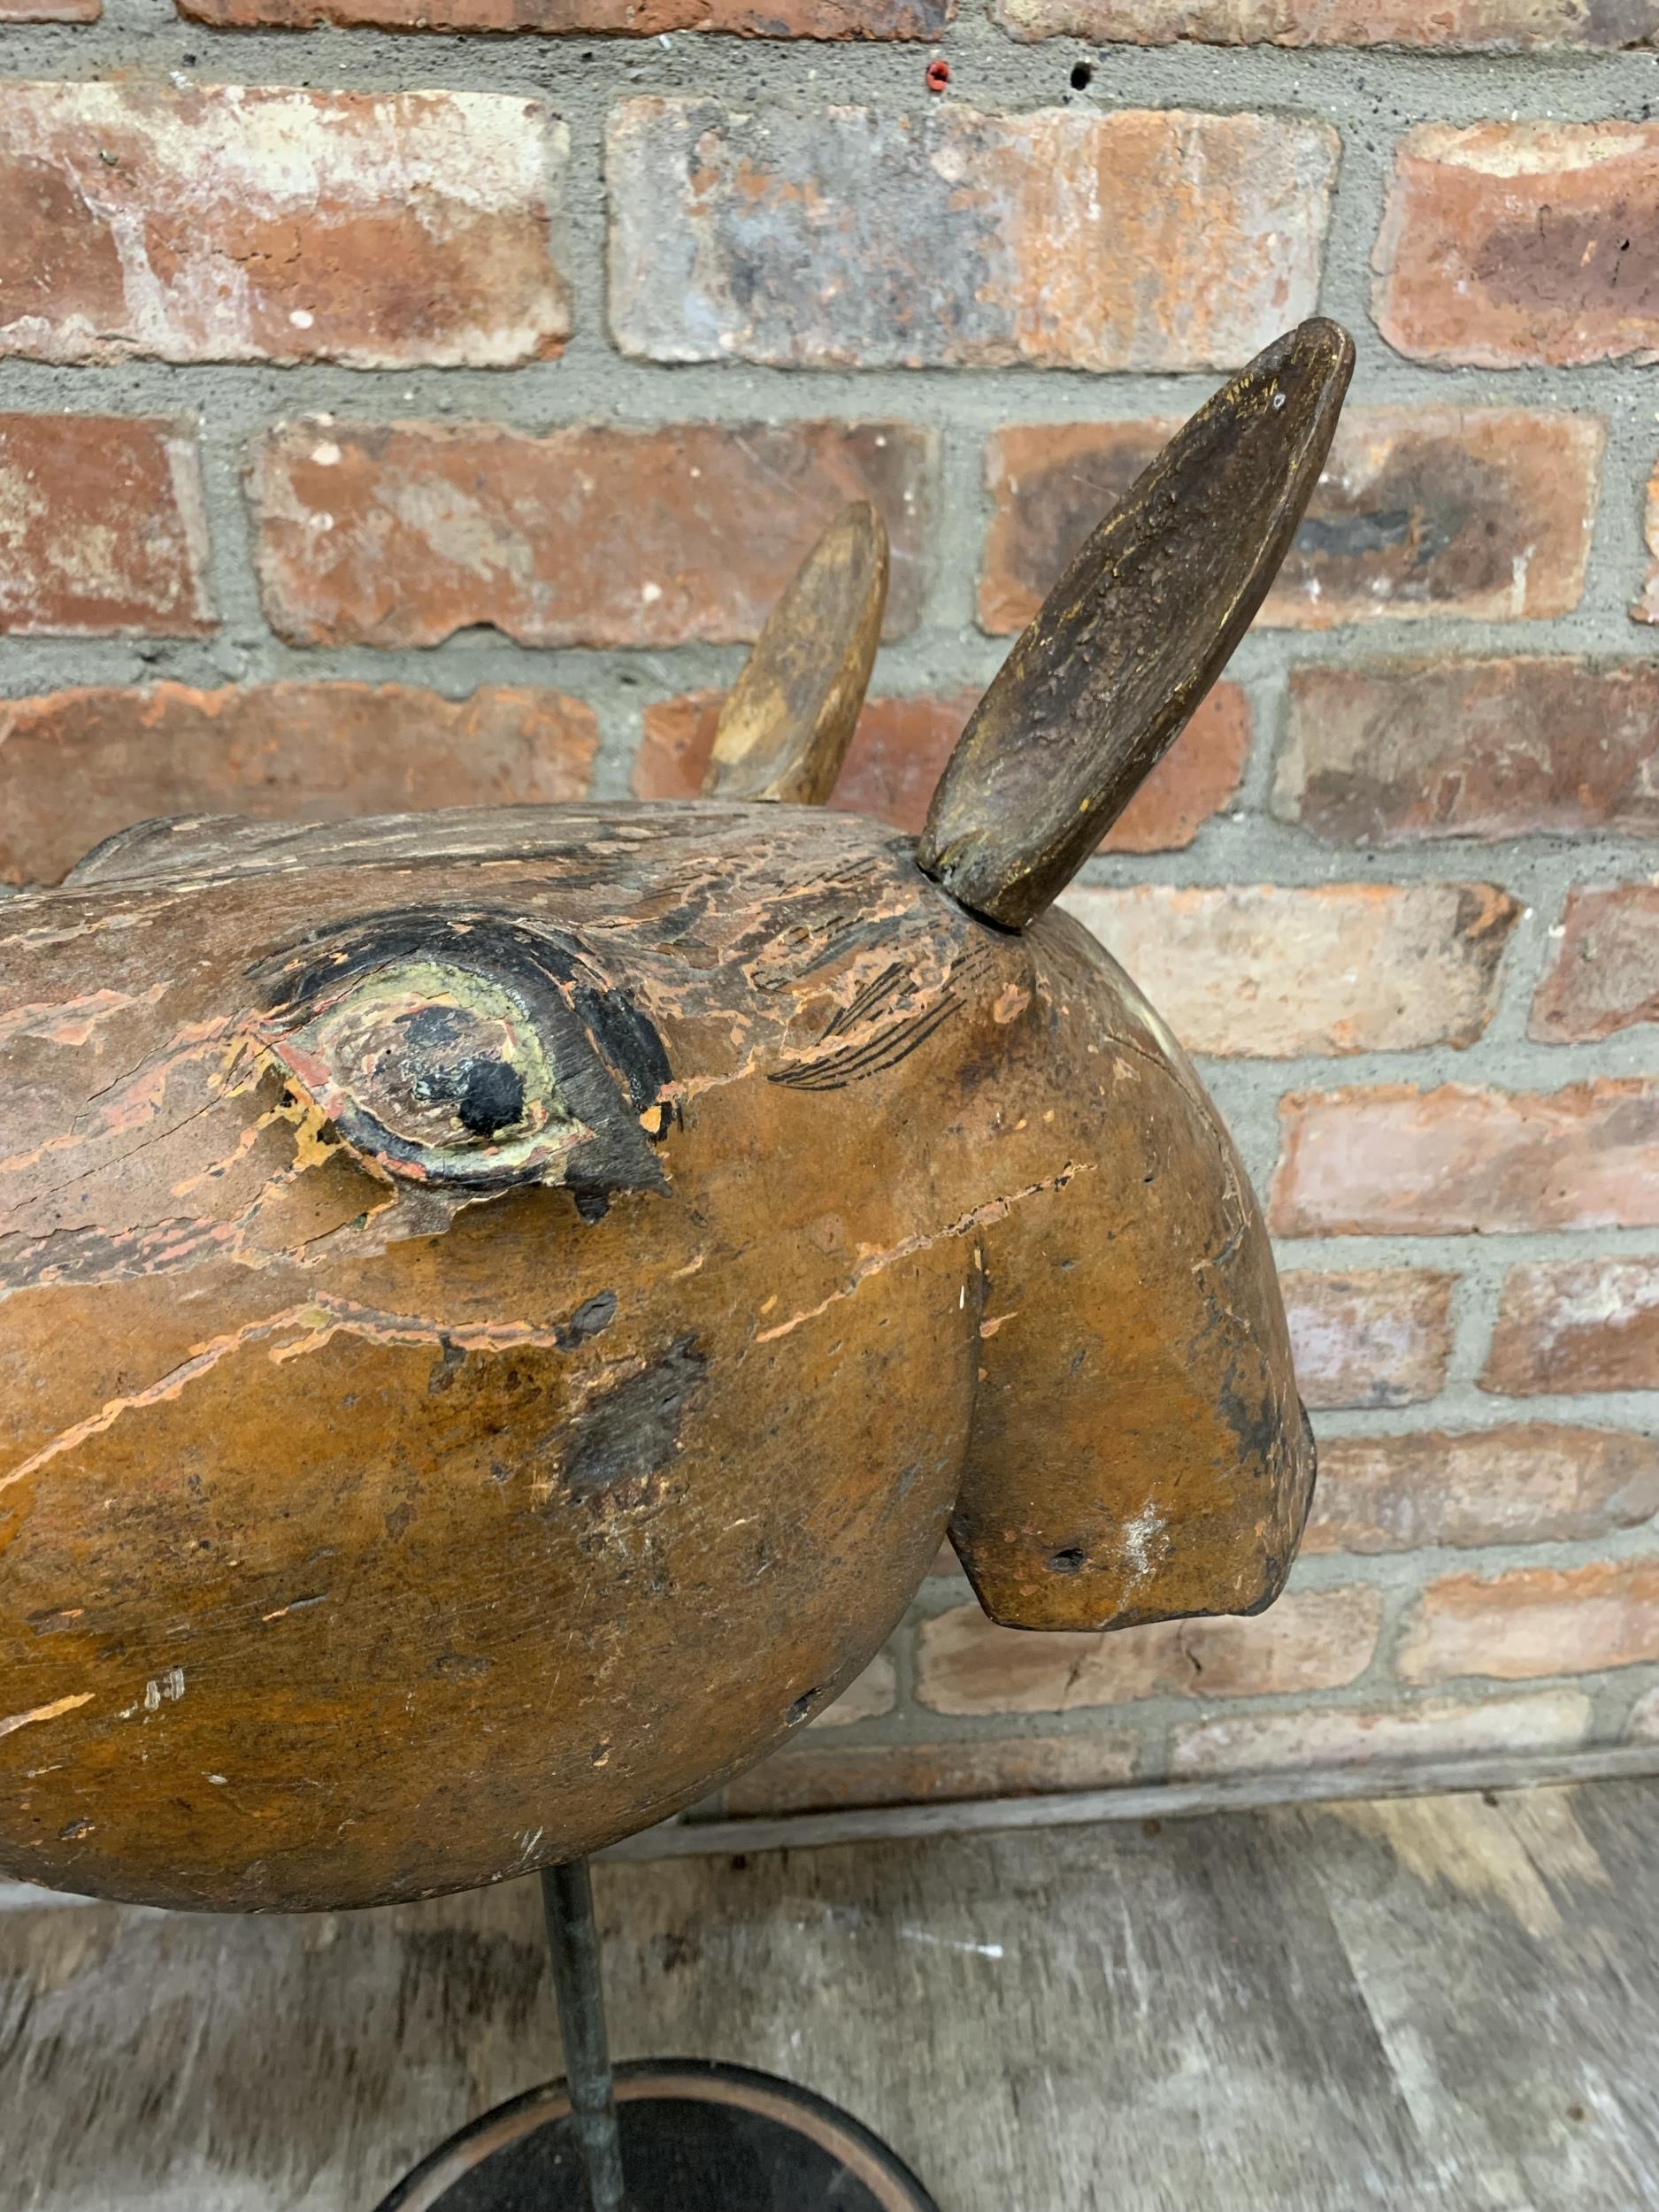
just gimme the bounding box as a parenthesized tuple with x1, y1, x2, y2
(374, 2059, 939, 2212)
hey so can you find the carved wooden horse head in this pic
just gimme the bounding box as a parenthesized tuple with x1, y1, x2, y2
(0, 322, 1352, 1913)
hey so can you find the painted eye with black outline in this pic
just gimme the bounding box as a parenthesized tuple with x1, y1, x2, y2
(248, 910, 673, 1203)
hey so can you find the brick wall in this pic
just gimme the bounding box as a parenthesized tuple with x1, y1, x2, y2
(4, 4, 1659, 1824)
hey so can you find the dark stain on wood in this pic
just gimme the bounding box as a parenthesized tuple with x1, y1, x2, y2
(564, 1338, 708, 1502)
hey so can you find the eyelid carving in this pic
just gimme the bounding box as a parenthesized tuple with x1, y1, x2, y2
(248, 909, 673, 1201)
(266, 958, 583, 1188)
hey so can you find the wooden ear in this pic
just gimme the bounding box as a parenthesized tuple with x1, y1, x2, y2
(701, 502, 888, 807)
(917, 319, 1355, 928)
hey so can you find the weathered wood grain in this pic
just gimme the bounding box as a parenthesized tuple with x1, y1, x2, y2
(0, 802, 1310, 1911)
(703, 503, 888, 805)
(0, 328, 1341, 1915)
(918, 319, 1353, 927)
(4, 1778, 1657, 2211)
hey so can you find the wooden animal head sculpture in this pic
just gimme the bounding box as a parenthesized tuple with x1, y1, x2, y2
(0, 321, 1352, 1915)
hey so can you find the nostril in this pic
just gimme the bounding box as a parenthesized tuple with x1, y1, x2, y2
(1048, 1546, 1087, 1575)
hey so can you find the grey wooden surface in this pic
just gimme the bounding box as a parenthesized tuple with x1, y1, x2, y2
(3, 1780, 1657, 2212)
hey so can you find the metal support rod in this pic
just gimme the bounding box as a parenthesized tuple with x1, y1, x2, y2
(541, 1858, 627, 2212)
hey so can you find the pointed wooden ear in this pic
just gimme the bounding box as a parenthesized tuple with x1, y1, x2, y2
(701, 502, 889, 807)
(917, 319, 1356, 928)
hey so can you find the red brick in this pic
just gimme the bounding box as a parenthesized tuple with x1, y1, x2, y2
(1279, 658, 1659, 845)
(996, 0, 1659, 43)
(1282, 1269, 1456, 1411)
(1635, 462, 1659, 624)
(726, 1732, 1136, 1816)
(982, 411, 1601, 634)
(1484, 1260, 1659, 1397)
(0, 415, 211, 637)
(810, 1653, 897, 1729)
(634, 685, 1246, 851)
(251, 419, 933, 650)
(0, 0, 98, 15)
(1398, 1557, 1659, 1684)
(0, 683, 598, 888)
(1271, 1080, 1659, 1237)
(179, 0, 949, 31)
(1171, 1690, 1594, 1780)
(1375, 123, 1659, 369)
(1059, 882, 1517, 1058)
(609, 102, 1337, 373)
(915, 1588, 1379, 1716)
(0, 85, 567, 371)
(635, 690, 970, 825)
(1304, 1425, 1659, 1556)
(1532, 887, 1659, 1042)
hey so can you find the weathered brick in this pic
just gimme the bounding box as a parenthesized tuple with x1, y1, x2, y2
(0, 683, 598, 888)
(0, 85, 567, 371)
(726, 1732, 1136, 1816)
(1304, 1425, 1659, 1556)
(0, 0, 98, 15)
(0, 414, 212, 637)
(995, 0, 1659, 44)
(635, 691, 972, 826)
(179, 0, 949, 31)
(915, 1588, 1379, 1716)
(1271, 1080, 1659, 1237)
(610, 101, 1337, 373)
(1279, 658, 1659, 846)
(1375, 123, 1659, 369)
(810, 1653, 897, 1730)
(634, 685, 1246, 850)
(1170, 1690, 1594, 1780)
(982, 411, 1601, 634)
(1636, 461, 1659, 624)
(1399, 1557, 1659, 1684)
(1627, 1682, 1659, 1740)
(251, 419, 933, 650)
(1281, 1269, 1456, 1411)
(1484, 1260, 1659, 1397)
(1059, 882, 1517, 1058)
(1532, 887, 1659, 1042)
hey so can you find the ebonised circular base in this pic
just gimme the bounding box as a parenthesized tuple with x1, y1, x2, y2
(374, 2059, 939, 2212)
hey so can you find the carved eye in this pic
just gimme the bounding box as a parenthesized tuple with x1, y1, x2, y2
(271, 959, 582, 1187)
(250, 910, 672, 1200)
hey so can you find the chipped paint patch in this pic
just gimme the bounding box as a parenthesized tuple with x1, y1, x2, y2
(755, 1166, 1089, 1345)
(0, 1691, 94, 1740)
(1120, 1503, 1170, 1588)
(0, 983, 169, 1051)
(0, 1290, 621, 1497)
(143, 1667, 186, 1713)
